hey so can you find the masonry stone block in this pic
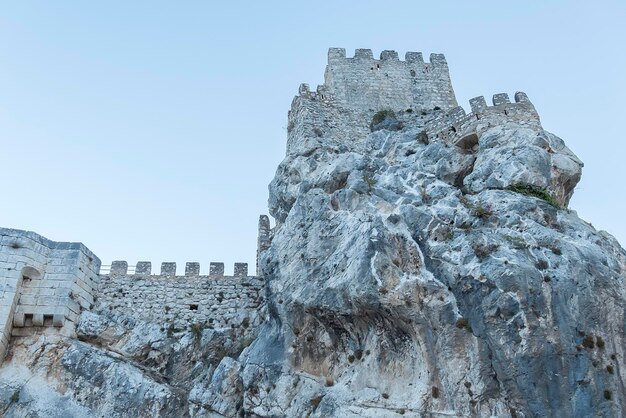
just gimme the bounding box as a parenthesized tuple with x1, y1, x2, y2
(52, 314, 64, 327)
(328, 48, 346, 61)
(405, 51, 424, 63)
(32, 313, 44, 327)
(448, 106, 466, 122)
(13, 312, 24, 327)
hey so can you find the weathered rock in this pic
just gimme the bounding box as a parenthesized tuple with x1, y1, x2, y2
(231, 49, 624, 417)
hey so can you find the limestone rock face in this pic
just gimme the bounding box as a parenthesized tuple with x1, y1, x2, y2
(0, 311, 255, 417)
(463, 127, 583, 205)
(239, 101, 624, 416)
(230, 48, 622, 416)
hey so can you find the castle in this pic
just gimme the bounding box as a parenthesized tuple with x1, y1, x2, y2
(0, 48, 538, 362)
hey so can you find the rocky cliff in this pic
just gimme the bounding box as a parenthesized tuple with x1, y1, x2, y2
(1, 48, 625, 418)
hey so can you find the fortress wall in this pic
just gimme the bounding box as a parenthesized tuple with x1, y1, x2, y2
(286, 48, 458, 156)
(324, 48, 457, 112)
(96, 262, 265, 333)
(0, 228, 100, 359)
(424, 92, 541, 145)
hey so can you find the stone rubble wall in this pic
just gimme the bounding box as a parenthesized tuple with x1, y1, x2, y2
(424, 91, 542, 144)
(324, 48, 457, 112)
(96, 261, 265, 333)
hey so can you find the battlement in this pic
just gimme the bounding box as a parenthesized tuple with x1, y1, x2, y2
(423, 92, 541, 146)
(97, 265, 265, 331)
(327, 48, 448, 67)
(296, 48, 457, 114)
(284, 48, 460, 156)
(324, 47, 456, 111)
(0, 215, 272, 360)
(103, 261, 250, 278)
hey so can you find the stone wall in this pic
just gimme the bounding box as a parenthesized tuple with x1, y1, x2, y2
(0, 228, 101, 360)
(324, 48, 457, 112)
(96, 262, 265, 334)
(284, 48, 458, 157)
(423, 91, 541, 145)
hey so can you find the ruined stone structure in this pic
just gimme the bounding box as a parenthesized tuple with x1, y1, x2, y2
(0, 48, 623, 418)
(0, 220, 267, 363)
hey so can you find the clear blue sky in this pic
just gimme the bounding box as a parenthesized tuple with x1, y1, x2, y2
(1, 1, 625, 274)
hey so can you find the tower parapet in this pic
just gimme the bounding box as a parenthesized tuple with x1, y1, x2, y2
(0, 227, 101, 361)
(323, 48, 457, 112)
(285, 48, 458, 156)
(422, 92, 540, 146)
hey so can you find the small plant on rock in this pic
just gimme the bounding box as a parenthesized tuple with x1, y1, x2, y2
(370, 110, 403, 132)
(472, 242, 498, 259)
(455, 318, 473, 333)
(190, 323, 204, 340)
(10, 389, 20, 403)
(167, 323, 181, 337)
(363, 175, 377, 187)
(507, 184, 561, 209)
(416, 130, 429, 145)
(473, 205, 493, 219)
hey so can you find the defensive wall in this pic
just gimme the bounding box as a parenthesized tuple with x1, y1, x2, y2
(285, 48, 541, 157)
(422, 91, 541, 147)
(0, 215, 270, 362)
(0, 228, 100, 360)
(286, 49, 457, 154)
(323, 48, 457, 112)
(97, 261, 265, 333)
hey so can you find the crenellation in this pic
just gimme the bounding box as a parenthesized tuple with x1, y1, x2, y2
(405, 51, 424, 63)
(161, 262, 176, 277)
(0, 227, 101, 360)
(135, 261, 151, 275)
(469, 96, 488, 112)
(286, 48, 458, 156)
(185, 262, 200, 277)
(209, 262, 225, 278)
(234, 263, 248, 277)
(354, 48, 373, 59)
(448, 106, 467, 123)
(327, 47, 346, 62)
(429, 53, 448, 66)
(0, 221, 268, 362)
(492, 93, 511, 106)
(424, 91, 540, 145)
(380, 50, 399, 60)
(514, 91, 530, 103)
(110, 261, 128, 276)
(95, 272, 266, 332)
